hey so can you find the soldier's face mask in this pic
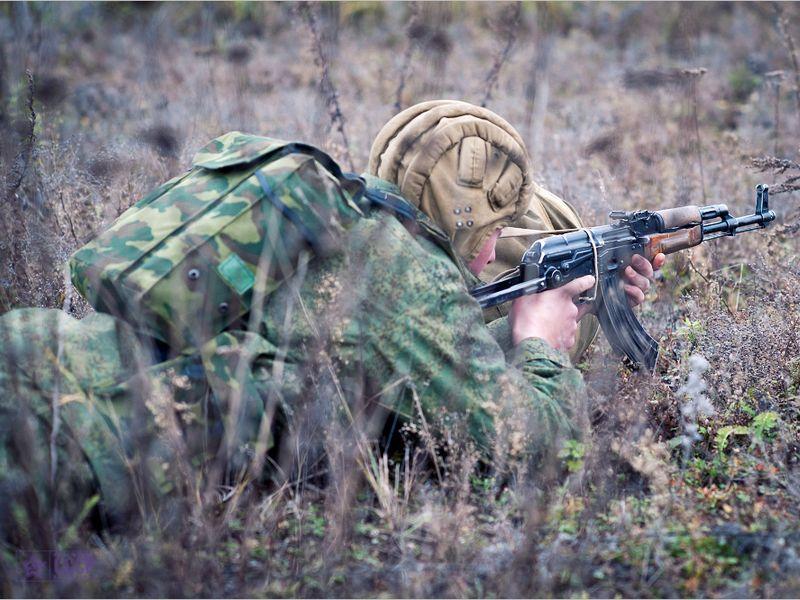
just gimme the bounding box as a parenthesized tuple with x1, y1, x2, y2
(368, 100, 532, 261)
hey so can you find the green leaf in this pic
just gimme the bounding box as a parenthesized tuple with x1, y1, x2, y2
(752, 411, 780, 443)
(715, 425, 750, 452)
(558, 439, 586, 473)
(668, 436, 684, 449)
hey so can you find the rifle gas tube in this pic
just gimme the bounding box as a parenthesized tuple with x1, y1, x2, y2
(471, 185, 776, 371)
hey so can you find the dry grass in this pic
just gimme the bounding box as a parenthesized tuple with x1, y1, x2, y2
(2, 2, 800, 597)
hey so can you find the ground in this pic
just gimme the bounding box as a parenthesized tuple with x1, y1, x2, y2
(2, 2, 800, 597)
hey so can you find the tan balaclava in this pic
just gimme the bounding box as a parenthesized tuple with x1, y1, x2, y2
(368, 100, 534, 261)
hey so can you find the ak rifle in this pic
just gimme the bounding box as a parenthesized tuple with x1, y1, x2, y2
(471, 185, 776, 371)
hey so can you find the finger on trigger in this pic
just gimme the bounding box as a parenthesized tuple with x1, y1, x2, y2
(564, 274, 596, 296)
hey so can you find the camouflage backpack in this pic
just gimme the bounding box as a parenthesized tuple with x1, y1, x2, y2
(70, 131, 413, 349)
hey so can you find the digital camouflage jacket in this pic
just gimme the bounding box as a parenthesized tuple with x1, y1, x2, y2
(0, 179, 586, 538)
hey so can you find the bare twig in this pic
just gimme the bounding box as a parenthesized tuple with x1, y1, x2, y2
(734, 262, 745, 312)
(683, 68, 707, 202)
(5, 70, 36, 203)
(748, 154, 800, 194)
(58, 191, 79, 244)
(481, 3, 522, 108)
(774, 3, 800, 135)
(410, 387, 442, 485)
(688, 257, 737, 318)
(765, 71, 785, 155)
(300, 2, 354, 171)
(394, 1, 420, 112)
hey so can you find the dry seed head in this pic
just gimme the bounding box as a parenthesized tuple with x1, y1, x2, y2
(748, 154, 800, 174)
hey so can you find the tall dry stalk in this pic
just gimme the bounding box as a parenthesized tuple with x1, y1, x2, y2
(5, 70, 36, 203)
(1, 70, 36, 312)
(683, 68, 707, 202)
(415, 3, 453, 99)
(300, 2, 354, 171)
(394, 1, 420, 112)
(774, 3, 800, 136)
(226, 42, 254, 132)
(0, 42, 7, 127)
(481, 3, 522, 108)
(765, 70, 785, 156)
(525, 5, 555, 162)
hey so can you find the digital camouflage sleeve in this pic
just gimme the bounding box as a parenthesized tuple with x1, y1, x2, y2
(258, 209, 588, 464)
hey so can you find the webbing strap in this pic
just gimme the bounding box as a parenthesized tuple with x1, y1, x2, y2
(360, 185, 418, 221)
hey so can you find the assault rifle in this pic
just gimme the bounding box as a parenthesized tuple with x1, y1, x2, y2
(471, 185, 776, 371)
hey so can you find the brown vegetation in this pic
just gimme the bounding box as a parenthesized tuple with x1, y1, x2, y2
(2, 2, 800, 597)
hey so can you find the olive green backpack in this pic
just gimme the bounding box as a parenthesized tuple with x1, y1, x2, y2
(70, 131, 413, 350)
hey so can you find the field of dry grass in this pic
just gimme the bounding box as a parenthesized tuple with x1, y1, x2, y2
(3, 2, 800, 597)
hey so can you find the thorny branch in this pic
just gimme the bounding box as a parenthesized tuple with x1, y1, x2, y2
(5, 70, 36, 204)
(481, 3, 522, 108)
(300, 2, 354, 172)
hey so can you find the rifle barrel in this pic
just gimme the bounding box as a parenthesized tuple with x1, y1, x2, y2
(702, 210, 776, 237)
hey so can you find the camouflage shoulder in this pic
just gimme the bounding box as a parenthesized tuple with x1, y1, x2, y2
(359, 172, 473, 282)
(354, 209, 472, 292)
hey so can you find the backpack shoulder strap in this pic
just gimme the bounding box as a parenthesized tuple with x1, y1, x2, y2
(359, 173, 470, 273)
(349, 172, 417, 222)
